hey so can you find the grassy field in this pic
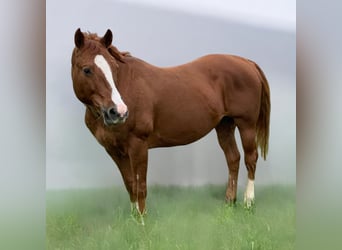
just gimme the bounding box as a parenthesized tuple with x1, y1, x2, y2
(47, 185, 295, 250)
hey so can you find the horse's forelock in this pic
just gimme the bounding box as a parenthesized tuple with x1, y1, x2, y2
(84, 32, 101, 41)
(84, 40, 101, 53)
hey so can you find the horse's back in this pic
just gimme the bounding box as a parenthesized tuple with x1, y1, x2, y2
(191, 54, 260, 81)
(182, 54, 263, 119)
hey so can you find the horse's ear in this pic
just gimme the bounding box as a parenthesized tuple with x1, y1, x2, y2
(74, 28, 84, 48)
(101, 29, 113, 48)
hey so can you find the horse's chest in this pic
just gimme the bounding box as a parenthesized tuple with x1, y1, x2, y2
(93, 126, 114, 146)
(90, 124, 127, 154)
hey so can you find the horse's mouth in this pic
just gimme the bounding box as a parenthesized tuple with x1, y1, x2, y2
(103, 116, 128, 126)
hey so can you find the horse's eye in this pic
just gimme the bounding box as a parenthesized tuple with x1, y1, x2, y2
(83, 67, 91, 75)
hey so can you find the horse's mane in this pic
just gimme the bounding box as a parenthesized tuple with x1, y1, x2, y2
(84, 32, 132, 58)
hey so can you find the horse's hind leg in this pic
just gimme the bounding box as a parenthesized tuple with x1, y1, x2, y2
(235, 119, 258, 208)
(215, 117, 241, 204)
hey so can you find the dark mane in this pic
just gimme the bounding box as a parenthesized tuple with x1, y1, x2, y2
(84, 32, 132, 58)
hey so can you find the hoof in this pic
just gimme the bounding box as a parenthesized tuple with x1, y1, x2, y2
(225, 197, 237, 206)
(130, 202, 146, 226)
(132, 213, 145, 226)
(244, 196, 255, 210)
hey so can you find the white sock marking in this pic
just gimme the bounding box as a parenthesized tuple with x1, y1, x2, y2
(94, 55, 127, 115)
(244, 179, 255, 205)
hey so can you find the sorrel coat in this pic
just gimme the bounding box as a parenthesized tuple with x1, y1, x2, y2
(71, 28, 270, 216)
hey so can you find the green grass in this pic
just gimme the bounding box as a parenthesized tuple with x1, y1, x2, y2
(47, 185, 295, 250)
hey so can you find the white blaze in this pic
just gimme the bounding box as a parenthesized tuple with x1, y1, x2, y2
(94, 54, 127, 115)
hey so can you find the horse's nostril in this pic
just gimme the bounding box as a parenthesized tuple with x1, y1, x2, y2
(109, 108, 116, 116)
(107, 107, 119, 120)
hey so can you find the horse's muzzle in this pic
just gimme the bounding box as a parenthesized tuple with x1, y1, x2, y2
(102, 106, 129, 126)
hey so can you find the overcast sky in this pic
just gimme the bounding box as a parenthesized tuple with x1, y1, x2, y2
(116, 0, 296, 31)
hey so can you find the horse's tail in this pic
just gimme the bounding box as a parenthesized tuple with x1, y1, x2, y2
(254, 63, 271, 160)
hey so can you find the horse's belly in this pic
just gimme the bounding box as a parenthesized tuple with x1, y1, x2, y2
(148, 113, 220, 148)
(148, 131, 206, 148)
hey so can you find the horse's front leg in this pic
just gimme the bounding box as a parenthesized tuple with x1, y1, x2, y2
(127, 136, 148, 216)
(106, 138, 148, 224)
(106, 150, 137, 204)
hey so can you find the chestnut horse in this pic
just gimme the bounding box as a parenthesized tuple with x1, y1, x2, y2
(71, 28, 270, 220)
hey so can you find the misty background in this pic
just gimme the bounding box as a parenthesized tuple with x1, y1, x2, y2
(46, 0, 295, 189)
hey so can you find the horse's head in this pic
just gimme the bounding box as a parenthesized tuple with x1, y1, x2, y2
(71, 28, 128, 126)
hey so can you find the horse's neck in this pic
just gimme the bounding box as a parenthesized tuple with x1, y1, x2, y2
(117, 56, 155, 82)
